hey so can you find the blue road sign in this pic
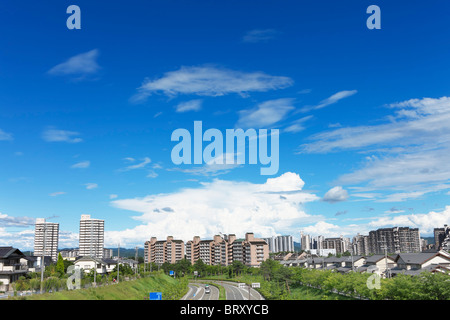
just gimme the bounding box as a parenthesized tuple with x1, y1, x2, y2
(149, 292, 162, 300)
(169, 270, 174, 276)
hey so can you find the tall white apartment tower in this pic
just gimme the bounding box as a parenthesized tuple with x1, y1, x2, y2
(300, 232, 311, 251)
(34, 218, 59, 262)
(79, 214, 104, 258)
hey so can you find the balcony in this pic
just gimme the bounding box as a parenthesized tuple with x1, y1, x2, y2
(0, 264, 28, 273)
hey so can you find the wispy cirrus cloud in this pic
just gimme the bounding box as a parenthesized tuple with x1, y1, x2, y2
(301, 90, 357, 113)
(42, 128, 82, 143)
(49, 191, 66, 197)
(71, 161, 90, 169)
(284, 115, 314, 133)
(120, 157, 151, 171)
(175, 99, 203, 113)
(131, 65, 293, 102)
(85, 183, 98, 190)
(236, 98, 295, 128)
(0, 129, 13, 141)
(300, 96, 450, 201)
(242, 29, 278, 43)
(48, 49, 100, 78)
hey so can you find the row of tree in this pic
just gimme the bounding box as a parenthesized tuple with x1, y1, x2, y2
(258, 259, 450, 300)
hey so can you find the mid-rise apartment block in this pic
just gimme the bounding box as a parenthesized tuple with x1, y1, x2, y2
(184, 233, 269, 267)
(322, 236, 351, 255)
(145, 236, 184, 265)
(34, 218, 59, 262)
(368, 227, 421, 254)
(79, 214, 104, 258)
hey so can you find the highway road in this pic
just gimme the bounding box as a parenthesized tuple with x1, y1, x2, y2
(182, 283, 220, 300)
(182, 280, 264, 300)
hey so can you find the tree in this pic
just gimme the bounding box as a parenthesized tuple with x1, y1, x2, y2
(230, 261, 245, 277)
(174, 258, 191, 276)
(193, 259, 206, 276)
(260, 259, 281, 281)
(56, 253, 65, 275)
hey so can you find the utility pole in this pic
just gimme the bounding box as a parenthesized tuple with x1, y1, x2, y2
(382, 235, 390, 279)
(135, 246, 138, 279)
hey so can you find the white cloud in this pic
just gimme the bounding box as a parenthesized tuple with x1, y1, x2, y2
(48, 49, 100, 76)
(236, 98, 295, 128)
(301, 90, 357, 112)
(120, 157, 151, 171)
(49, 191, 66, 197)
(109, 194, 118, 199)
(85, 183, 98, 190)
(0, 129, 13, 141)
(175, 99, 203, 112)
(42, 129, 82, 143)
(242, 29, 278, 43)
(284, 115, 313, 133)
(323, 186, 349, 203)
(131, 65, 293, 101)
(71, 161, 90, 169)
(300, 96, 450, 200)
(106, 172, 320, 247)
(368, 205, 450, 234)
(0, 213, 35, 227)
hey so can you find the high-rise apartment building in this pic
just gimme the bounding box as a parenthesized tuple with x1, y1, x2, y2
(353, 233, 370, 255)
(34, 218, 59, 262)
(300, 232, 311, 251)
(262, 235, 294, 253)
(434, 226, 447, 250)
(79, 214, 104, 258)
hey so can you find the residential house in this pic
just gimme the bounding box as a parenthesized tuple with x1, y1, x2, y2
(0, 247, 28, 292)
(74, 256, 107, 275)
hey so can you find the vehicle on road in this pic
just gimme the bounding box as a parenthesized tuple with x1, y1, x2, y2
(205, 285, 211, 294)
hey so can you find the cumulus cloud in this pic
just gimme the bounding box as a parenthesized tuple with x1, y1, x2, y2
(368, 206, 450, 234)
(106, 172, 321, 247)
(323, 186, 349, 203)
(131, 65, 293, 101)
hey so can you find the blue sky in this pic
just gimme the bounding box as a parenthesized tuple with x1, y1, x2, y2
(1, 0, 450, 249)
